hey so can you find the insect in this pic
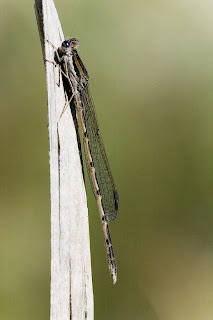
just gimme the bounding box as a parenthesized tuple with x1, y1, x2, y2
(49, 38, 119, 283)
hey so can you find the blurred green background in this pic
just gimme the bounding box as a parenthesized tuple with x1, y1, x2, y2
(1, 0, 213, 319)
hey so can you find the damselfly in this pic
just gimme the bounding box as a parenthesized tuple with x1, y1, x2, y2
(50, 38, 119, 283)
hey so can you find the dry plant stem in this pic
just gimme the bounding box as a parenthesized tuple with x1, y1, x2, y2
(34, 0, 94, 319)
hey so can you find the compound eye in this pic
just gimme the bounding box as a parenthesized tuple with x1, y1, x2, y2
(62, 40, 70, 48)
(70, 38, 79, 49)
